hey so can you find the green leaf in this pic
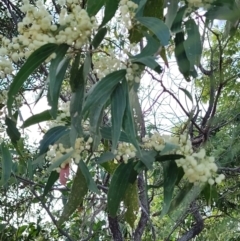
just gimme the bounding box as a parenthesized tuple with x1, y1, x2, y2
(165, 0, 179, 29)
(5, 117, 20, 144)
(171, 6, 187, 33)
(47, 150, 74, 173)
(122, 80, 141, 154)
(179, 87, 193, 102)
(123, 181, 139, 228)
(205, 4, 240, 22)
(133, 33, 160, 58)
(22, 110, 52, 128)
(97, 152, 115, 164)
(131, 56, 162, 74)
(87, 0, 105, 16)
(161, 161, 179, 217)
(79, 161, 99, 194)
(43, 171, 59, 196)
(48, 45, 70, 118)
(108, 161, 137, 217)
(70, 54, 90, 144)
(156, 154, 184, 162)
(184, 19, 202, 68)
(136, 17, 170, 46)
(32, 153, 45, 165)
(39, 126, 69, 155)
(137, 150, 156, 170)
(70, 53, 80, 92)
(202, 183, 218, 206)
(0, 142, 13, 187)
(174, 32, 191, 81)
(135, 0, 147, 17)
(100, 127, 130, 143)
(58, 166, 88, 226)
(7, 43, 58, 115)
(49, 44, 69, 100)
(168, 183, 193, 214)
(111, 82, 127, 151)
(100, 0, 120, 27)
(92, 27, 108, 49)
(83, 70, 126, 115)
(88, 96, 106, 150)
(160, 142, 179, 155)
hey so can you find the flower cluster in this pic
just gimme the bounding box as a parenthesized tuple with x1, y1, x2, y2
(119, 0, 138, 30)
(93, 51, 125, 79)
(114, 142, 136, 163)
(142, 133, 165, 151)
(125, 62, 142, 83)
(174, 134, 225, 185)
(46, 136, 93, 172)
(142, 132, 224, 185)
(0, 0, 95, 77)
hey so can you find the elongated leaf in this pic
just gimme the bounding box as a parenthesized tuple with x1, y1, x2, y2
(108, 161, 137, 217)
(32, 153, 45, 165)
(161, 161, 179, 217)
(205, 5, 240, 22)
(100, 127, 130, 143)
(179, 87, 193, 102)
(70, 53, 81, 92)
(87, 0, 105, 16)
(70, 54, 90, 144)
(88, 95, 106, 148)
(100, 0, 120, 27)
(133, 34, 160, 58)
(131, 56, 162, 74)
(92, 27, 107, 49)
(39, 126, 69, 155)
(49, 56, 70, 118)
(43, 171, 59, 196)
(0, 142, 13, 187)
(184, 19, 202, 67)
(47, 150, 74, 173)
(97, 152, 115, 164)
(22, 110, 52, 128)
(174, 32, 191, 81)
(7, 43, 58, 115)
(111, 82, 127, 151)
(83, 70, 126, 115)
(5, 117, 20, 144)
(122, 80, 141, 153)
(79, 161, 99, 193)
(49, 44, 69, 100)
(58, 166, 88, 225)
(123, 181, 139, 228)
(165, 0, 179, 28)
(171, 6, 187, 33)
(137, 150, 156, 170)
(136, 17, 170, 46)
(168, 183, 193, 214)
(135, 0, 147, 17)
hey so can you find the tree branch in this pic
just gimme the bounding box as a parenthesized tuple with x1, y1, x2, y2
(134, 173, 150, 240)
(108, 215, 123, 241)
(177, 202, 204, 241)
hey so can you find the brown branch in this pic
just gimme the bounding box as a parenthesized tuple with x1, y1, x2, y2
(134, 173, 150, 240)
(177, 202, 204, 241)
(108, 215, 123, 241)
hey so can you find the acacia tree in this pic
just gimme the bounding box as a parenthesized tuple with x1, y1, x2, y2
(0, 0, 240, 240)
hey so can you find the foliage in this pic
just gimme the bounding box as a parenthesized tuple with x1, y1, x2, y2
(0, 0, 240, 240)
